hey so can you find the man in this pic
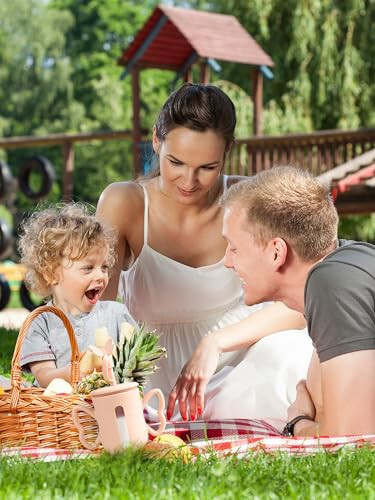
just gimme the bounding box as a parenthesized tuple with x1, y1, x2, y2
(221, 166, 375, 437)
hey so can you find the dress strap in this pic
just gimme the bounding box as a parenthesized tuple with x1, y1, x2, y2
(139, 183, 149, 244)
(223, 174, 229, 193)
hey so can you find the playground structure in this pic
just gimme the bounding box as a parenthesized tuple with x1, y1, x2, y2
(0, 3, 374, 311)
(118, 4, 274, 177)
(0, 156, 55, 311)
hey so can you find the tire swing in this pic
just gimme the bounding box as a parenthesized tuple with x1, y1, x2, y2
(18, 156, 55, 200)
(0, 160, 16, 203)
(0, 218, 12, 260)
(0, 273, 11, 311)
(19, 281, 43, 311)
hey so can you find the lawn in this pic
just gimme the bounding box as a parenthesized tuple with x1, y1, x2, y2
(0, 327, 374, 499)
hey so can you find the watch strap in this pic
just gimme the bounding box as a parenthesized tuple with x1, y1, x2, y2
(282, 415, 314, 437)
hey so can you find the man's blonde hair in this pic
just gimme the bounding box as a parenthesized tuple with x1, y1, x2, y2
(221, 166, 339, 262)
(18, 203, 117, 298)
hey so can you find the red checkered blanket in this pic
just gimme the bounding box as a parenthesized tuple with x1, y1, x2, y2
(1, 419, 374, 461)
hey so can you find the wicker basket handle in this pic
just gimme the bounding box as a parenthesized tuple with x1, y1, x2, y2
(10, 305, 80, 412)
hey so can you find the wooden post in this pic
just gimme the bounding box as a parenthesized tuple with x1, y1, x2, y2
(184, 68, 193, 83)
(252, 67, 263, 136)
(199, 61, 210, 84)
(131, 66, 142, 178)
(63, 141, 74, 202)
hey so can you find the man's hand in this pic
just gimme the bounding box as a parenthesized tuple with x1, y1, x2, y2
(167, 335, 221, 420)
(287, 379, 316, 422)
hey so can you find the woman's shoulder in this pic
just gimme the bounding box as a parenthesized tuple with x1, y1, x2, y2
(98, 180, 143, 205)
(97, 180, 145, 220)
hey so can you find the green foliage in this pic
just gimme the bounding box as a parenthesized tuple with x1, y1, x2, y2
(339, 214, 375, 242)
(0, 0, 84, 137)
(0, 327, 17, 376)
(209, 0, 375, 133)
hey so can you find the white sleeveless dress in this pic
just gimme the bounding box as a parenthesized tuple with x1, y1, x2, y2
(119, 179, 313, 428)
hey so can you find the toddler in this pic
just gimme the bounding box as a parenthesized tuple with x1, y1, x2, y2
(19, 203, 135, 387)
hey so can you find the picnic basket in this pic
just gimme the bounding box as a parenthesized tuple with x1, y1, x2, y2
(0, 305, 99, 449)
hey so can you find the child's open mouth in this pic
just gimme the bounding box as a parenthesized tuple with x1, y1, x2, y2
(85, 287, 101, 304)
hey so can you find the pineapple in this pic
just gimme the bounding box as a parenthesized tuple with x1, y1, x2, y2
(76, 370, 110, 395)
(113, 322, 167, 391)
(75, 322, 166, 395)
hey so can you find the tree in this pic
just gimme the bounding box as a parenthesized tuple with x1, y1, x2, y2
(0, 0, 84, 138)
(50, 0, 174, 203)
(207, 0, 375, 133)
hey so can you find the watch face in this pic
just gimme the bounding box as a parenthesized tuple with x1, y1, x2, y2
(283, 415, 312, 437)
(282, 424, 292, 437)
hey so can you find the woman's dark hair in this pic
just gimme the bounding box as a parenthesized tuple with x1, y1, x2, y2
(145, 83, 236, 178)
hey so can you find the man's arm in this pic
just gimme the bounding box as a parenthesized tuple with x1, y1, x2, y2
(301, 253, 375, 436)
(293, 350, 375, 436)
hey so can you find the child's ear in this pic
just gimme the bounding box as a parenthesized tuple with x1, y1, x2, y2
(42, 269, 59, 286)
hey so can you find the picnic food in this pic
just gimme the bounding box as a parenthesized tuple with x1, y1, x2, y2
(95, 327, 110, 348)
(113, 322, 167, 390)
(143, 434, 192, 462)
(43, 378, 74, 396)
(79, 327, 111, 374)
(76, 371, 110, 395)
(76, 322, 166, 395)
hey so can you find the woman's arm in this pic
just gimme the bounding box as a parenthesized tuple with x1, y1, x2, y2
(210, 302, 305, 353)
(167, 302, 306, 420)
(96, 182, 140, 300)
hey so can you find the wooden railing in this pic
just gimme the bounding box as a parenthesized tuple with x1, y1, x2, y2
(226, 128, 375, 176)
(0, 129, 139, 201)
(1, 128, 374, 200)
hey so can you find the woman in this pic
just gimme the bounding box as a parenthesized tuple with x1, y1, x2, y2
(97, 83, 312, 427)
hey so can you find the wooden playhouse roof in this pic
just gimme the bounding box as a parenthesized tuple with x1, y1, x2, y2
(118, 4, 274, 70)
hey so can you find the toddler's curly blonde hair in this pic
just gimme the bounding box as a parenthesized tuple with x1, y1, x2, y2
(18, 203, 117, 298)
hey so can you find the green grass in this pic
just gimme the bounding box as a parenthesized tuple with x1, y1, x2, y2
(0, 327, 18, 376)
(0, 446, 374, 499)
(1, 328, 375, 499)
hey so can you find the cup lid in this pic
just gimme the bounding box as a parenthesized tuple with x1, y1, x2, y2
(90, 382, 138, 398)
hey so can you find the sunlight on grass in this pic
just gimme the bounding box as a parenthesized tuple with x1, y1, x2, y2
(0, 446, 374, 498)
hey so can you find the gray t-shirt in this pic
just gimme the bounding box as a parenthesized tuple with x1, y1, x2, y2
(20, 301, 136, 370)
(305, 239, 375, 362)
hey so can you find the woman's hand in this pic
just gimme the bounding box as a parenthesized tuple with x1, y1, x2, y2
(287, 379, 316, 422)
(167, 335, 221, 421)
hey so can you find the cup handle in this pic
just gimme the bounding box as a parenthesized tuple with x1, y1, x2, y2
(143, 388, 166, 437)
(71, 404, 101, 450)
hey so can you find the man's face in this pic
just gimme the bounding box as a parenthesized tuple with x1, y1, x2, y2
(222, 204, 278, 306)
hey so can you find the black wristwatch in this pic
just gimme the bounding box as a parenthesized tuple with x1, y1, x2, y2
(282, 415, 314, 437)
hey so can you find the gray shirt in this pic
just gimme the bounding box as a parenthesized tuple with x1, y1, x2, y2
(305, 239, 375, 362)
(20, 301, 136, 370)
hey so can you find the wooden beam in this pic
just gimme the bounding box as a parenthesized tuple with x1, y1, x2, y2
(199, 60, 210, 84)
(170, 52, 197, 88)
(0, 129, 138, 150)
(335, 197, 375, 214)
(131, 66, 142, 178)
(63, 141, 74, 202)
(119, 14, 168, 80)
(184, 69, 193, 83)
(252, 67, 263, 136)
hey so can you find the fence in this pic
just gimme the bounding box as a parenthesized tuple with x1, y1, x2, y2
(227, 128, 375, 176)
(0, 128, 374, 199)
